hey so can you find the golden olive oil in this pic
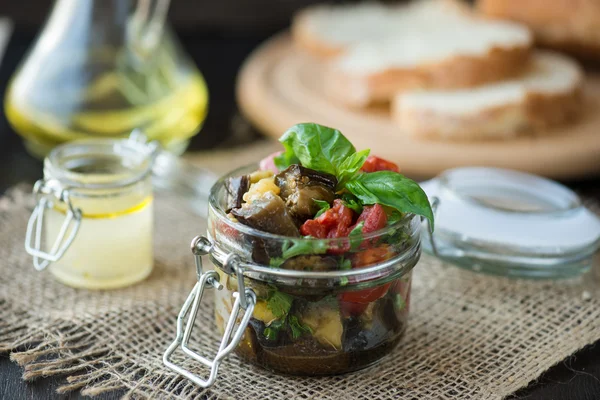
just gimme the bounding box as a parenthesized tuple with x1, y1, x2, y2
(5, 44, 208, 158)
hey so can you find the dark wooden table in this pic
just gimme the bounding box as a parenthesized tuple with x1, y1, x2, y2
(1, 28, 599, 400)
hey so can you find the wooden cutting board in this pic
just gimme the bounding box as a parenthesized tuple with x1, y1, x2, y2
(236, 33, 600, 180)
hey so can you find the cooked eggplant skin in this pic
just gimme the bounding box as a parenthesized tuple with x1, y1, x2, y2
(231, 192, 300, 237)
(275, 165, 337, 221)
(281, 255, 338, 272)
(225, 175, 250, 213)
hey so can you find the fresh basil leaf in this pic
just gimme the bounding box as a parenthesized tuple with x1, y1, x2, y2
(348, 221, 364, 251)
(282, 238, 328, 259)
(339, 257, 352, 286)
(268, 238, 329, 268)
(337, 148, 370, 188)
(394, 294, 406, 311)
(339, 257, 352, 270)
(340, 193, 363, 214)
(274, 142, 300, 171)
(346, 171, 434, 230)
(313, 199, 331, 218)
(269, 257, 284, 268)
(267, 291, 293, 319)
(278, 123, 356, 176)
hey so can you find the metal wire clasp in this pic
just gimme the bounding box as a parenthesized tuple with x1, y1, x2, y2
(24, 179, 82, 271)
(163, 236, 256, 388)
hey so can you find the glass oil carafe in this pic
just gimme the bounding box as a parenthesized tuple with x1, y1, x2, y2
(5, 0, 208, 158)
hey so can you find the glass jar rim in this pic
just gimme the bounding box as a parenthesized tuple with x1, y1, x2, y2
(438, 167, 582, 215)
(208, 164, 420, 244)
(45, 138, 155, 190)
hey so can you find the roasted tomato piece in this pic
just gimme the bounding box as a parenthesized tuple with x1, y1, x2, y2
(354, 204, 388, 235)
(340, 283, 392, 306)
(299, 199, 354, 239)
(352, 245, 393, 268)
(339, 245, 394, 316)
(360, 155, 400, 173)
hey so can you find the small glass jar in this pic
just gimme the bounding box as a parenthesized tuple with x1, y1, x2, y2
(163, 165, 422, 387)
(421, 167, 600, 279)
(25, 137, 156, 289)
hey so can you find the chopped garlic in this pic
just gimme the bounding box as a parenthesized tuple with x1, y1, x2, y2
(249, 169, 274, 183)
(243, 177, 280, 203)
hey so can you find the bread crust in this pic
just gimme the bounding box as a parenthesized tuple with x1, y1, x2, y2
(326, 45, 530, 107)
(479, 0, 600, 59)
(293, 0, 532, 107)
(393, 85, 583, 141)
(291, 8, 344, 58)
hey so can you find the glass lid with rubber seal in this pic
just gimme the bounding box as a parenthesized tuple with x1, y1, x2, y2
(420, 167, 600, 279)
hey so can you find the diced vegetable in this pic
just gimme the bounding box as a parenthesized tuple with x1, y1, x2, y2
(243, 177, 281, 203)
(339, 245, 394, 316)
(249, 169, 274, 183)
(340, 283, 392, 306)
(360, 155, 400, 173)
(354, 204, 388, 234)
(224, 175, 249, 212)
(281, 255, 338, 271)
(231, 192, 300, 237)
(266, 290, 293, 319)
(300, 305, 343, 350)
(253, 300, 278, 325)
(353, 245, 393, 268)
(275, 165, 337, 221)
(299, 199, 354, 239)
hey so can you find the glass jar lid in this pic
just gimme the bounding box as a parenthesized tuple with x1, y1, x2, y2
(421, 167, 600, 279)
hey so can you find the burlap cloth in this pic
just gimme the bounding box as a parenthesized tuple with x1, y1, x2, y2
(1, 140, 600, 399)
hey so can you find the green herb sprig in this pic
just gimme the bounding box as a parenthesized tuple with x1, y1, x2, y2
(274, 123, 433, 229)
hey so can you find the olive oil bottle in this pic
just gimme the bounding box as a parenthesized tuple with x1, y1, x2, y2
(5, 0, 208, 158)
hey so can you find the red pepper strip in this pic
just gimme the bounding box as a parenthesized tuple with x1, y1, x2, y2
(360, 155, 400, 173)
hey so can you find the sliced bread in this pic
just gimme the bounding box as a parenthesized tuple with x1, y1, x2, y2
(391, 51, 583, 140)
(293, 0, 533, 107)
(478, 0, 600, 59)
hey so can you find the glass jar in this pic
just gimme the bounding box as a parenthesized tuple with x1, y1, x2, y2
(25, 137, 156, 289)
(163, 165, 421, 387)
(421, 167, 600, 279)
(5, 0, 208, 159)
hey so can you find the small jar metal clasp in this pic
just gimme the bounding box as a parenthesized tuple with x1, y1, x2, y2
(25, 179, 82, 271)
(163, 236, 256, 388)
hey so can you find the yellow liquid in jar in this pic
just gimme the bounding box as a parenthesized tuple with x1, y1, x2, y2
(46, 196, 154, 289)
(5, 46, 208, 158)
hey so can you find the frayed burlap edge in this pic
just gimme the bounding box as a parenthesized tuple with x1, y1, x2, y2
(1, 185, 600, 400)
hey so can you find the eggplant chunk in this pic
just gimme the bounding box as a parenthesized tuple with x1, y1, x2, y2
(300, 305, 343, 350)
(282, 255, 338, 272)
(275, 165, 337, 220)
(225, 175, 250, 212)
(231, 192, 300, 237)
